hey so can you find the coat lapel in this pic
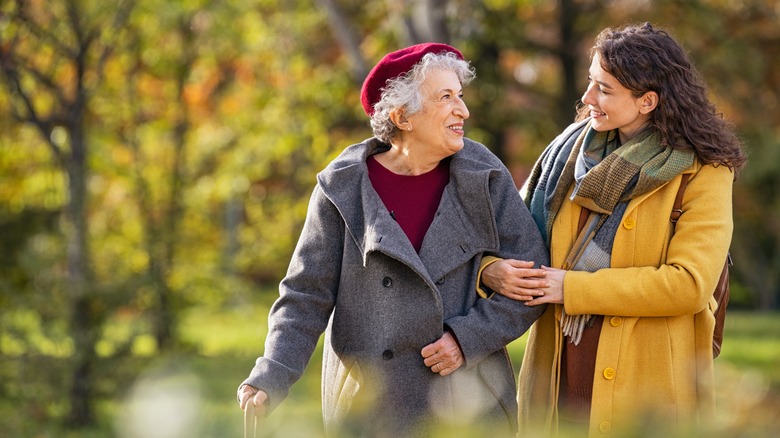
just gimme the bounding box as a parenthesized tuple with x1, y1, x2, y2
(318, 138, 500, 286)
(418, 149, 500, 282)
(317, 139, 433, 283)
(418, 183, 495, 282)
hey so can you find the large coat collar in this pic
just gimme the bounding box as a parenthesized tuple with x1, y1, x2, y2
(316, 137, 502, 282)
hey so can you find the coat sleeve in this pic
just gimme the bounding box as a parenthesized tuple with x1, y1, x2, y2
(563, 164, 733, 317)
(241, 184, 343, 411)
(444, 166, 550, 367)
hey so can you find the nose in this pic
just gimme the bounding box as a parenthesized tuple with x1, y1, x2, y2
(454, 95, 470, 120)
(581, 82, 597, 106)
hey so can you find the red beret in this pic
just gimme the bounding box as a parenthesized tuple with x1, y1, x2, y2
(360, 43, 464, 116)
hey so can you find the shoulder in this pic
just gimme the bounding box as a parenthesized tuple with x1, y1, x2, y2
(452, 139, 521, 194)
(321, 138, 383, 174)
(685, 159, 735, 184)
(318, 137, 388, 188)
(454, 138, 505, 171)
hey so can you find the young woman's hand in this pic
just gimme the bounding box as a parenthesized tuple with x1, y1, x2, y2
(522, 266, 565, 306)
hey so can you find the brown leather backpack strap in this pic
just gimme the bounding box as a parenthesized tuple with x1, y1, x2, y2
(669, 172, 732, 358)
(711, 254, 732, 358)
(670, 174, 691, 224)
(577, 206, 591, 235)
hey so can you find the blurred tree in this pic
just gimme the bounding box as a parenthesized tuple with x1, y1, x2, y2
(0, 0, 778, 433)
(107, 0, 245, 352)
(0, 0, 136, 426)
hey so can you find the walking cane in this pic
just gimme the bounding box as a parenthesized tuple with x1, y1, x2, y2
(244, 401, 257, 438)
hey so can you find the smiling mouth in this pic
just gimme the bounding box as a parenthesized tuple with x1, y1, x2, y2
(448, 124, 464, 134)
(590, 109, 606, 117)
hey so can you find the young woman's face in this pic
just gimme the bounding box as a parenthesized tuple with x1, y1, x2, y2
(581, 53, 652, 144)
(405, 69, 470, 159)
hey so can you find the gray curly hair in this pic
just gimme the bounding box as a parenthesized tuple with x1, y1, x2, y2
(370, 51, 475, 143)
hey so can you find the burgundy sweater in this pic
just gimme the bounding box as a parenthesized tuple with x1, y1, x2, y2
(367, 155, 450, 253)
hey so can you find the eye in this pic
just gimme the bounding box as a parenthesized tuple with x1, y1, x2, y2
(588, 76, 607, 94)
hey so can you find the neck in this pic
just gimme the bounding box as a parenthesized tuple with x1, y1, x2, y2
(618, 121, 652, 145)
(376, 140, 442, 176)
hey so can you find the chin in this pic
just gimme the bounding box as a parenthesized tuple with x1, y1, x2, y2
(590, 120, 611, 132)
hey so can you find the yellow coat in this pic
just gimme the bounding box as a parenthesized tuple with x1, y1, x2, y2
(517, 161, 733, 437)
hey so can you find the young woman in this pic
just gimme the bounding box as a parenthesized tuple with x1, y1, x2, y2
(481, 23, 746, 437)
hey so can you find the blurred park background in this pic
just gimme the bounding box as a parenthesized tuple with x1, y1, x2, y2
(1, 0, 778, 436)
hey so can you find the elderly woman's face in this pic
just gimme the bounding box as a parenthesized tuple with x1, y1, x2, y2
(405, 69, 469, 158)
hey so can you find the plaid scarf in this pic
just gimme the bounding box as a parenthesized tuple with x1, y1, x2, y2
(523, 119, 695, 344)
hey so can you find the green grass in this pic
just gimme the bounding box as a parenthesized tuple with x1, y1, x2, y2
(174, 308, 780, 438)
(3, 307, 779, 437)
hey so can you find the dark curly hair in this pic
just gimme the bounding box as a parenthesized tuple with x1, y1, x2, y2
(576, 22, 746, 171)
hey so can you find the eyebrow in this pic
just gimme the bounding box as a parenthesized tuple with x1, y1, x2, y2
(434, 87, 463, 95)
(589, 71, 614, 90)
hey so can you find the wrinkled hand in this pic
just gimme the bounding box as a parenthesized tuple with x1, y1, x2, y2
(482, 259, 548, 301)
(238, 384, 268, 417)
(523, 266, 565, 306)
(422, 331, 464, 376)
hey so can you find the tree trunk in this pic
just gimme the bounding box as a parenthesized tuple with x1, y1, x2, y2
(64, 119, 98, 427)
(315, 0, 369, 81)
(557, 0, 584, 128)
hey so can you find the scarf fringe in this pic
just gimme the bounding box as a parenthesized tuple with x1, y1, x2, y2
(561, 310, 592, 345)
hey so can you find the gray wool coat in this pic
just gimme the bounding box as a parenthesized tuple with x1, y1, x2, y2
(242, 137, 549, 436)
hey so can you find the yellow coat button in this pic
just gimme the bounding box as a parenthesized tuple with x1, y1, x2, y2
(603, 367, 616, 380)
(623, 217, 636, 229)
(610, 316, 623, 327)
(599, 421, 611, 433)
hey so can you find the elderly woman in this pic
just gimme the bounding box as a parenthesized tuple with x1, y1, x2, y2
(237, 43, 548, 436)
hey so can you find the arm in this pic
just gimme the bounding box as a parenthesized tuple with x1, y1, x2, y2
(476, 131, 566, 301)
(564, 165, 733, 317)
(238, 185, 343, 412)
(443, 166, 551, 367)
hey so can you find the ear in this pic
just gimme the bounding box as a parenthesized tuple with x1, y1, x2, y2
(389, 108, 412, 131)
(639, 91, 659, 114)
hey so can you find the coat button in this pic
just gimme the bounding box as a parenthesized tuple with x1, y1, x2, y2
(610, 316, 623, 327)
(382, 277, 392, 287)
(435, 277, 445, 285)
(598, 421, 611, 433)
(603, 367, 616, 380)
(382, 350, 393, 360)
(622, 217, 636, 229)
